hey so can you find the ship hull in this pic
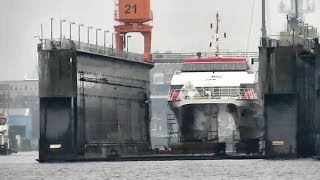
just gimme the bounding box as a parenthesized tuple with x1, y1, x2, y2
(168, 99, 264, 143)
(169, 103, 218, 142)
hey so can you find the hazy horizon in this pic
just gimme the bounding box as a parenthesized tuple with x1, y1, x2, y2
(1, 0, 320, 80)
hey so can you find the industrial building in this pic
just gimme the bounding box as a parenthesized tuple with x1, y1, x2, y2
(0, 80, 39, 141)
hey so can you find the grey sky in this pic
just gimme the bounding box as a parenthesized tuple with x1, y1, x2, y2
(1, 0, 320, 80)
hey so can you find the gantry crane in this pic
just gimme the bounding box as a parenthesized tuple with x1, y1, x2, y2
(114, 0, 153, 62)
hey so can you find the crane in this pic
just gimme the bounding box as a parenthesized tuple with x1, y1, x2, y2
(114, 0, 153, 62)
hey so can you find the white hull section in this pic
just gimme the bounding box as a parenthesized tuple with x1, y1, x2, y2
(169, 99, 264, 143)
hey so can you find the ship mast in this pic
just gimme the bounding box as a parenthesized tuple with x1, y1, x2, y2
(261, 0, 267, 39)
(294, 0, 299, 18)
(215, 12, 220, 57)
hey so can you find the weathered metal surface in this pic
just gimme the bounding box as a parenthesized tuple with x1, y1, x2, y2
(38, 40, 153, 162)
(296, 52, 316, 157)
(39, 97, 75, 157)
(169, 104, 218, 142)
(315, 41, 320, 156)
(260, 39, 320, 157)
(264, 94, 297, 156)
(169, 142, 225, 154)
(39, 49, 77, 97)
(259, 46, 298, 95)
(76, 52, 152, 144)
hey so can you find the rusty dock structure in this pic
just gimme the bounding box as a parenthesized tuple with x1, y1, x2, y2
(38, 39, 153, 162)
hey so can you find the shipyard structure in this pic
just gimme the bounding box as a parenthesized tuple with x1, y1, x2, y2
(37, 0, 320, 161)
(38, 0, 156, 161)
(260, 14, 320, 157)
(38, 39, 153, 161)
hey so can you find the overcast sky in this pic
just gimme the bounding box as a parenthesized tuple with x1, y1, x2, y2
(1, 0, 320, 80)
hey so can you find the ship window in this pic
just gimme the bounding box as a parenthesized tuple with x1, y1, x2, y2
(171, 85, 183, 90)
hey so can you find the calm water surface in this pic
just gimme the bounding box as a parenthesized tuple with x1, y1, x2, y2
(0, 152, 320, 180)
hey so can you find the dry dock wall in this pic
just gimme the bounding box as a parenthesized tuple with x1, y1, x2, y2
(38, 42, 153, 161)
(259, 40, 320, 157)
(315, 41, 320, 156)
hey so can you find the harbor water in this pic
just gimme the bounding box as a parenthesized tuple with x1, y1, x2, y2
(1, 152, 320, 180)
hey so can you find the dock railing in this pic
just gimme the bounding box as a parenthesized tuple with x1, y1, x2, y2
(153, 52, 259, 60)
(40, 38, 144, 62)
(168, 87, 257, 101)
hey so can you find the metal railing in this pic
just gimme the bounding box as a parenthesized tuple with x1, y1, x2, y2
(40, 38, 144, 62)
(153, 52, 259, 60)
(168, 87, 257, 101)
(40, 38, 74, 50)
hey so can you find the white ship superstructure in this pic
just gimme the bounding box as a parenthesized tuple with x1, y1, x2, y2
(168, 57, 264, 152)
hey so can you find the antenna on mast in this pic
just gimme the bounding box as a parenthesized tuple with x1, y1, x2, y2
(210, 12, 225, 55)
(215, 12, 220, 57)
(261, 0, 267, 46)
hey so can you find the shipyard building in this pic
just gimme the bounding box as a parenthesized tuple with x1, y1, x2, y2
(0, 79, 39, 150)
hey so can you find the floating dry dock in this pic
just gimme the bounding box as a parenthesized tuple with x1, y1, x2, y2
(38, 39, 153, 162)
(38, 37, 320, 162)
(37, 153, 267, 163)
(260, 37, 320, 157)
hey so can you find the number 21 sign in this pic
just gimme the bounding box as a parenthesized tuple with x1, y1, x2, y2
(118, 0, 151, 21)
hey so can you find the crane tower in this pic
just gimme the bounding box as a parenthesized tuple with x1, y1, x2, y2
(114, 0, 153, 62)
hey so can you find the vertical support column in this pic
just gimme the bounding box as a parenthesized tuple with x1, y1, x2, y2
(115, 33, 124, 51)
(143, 32, 152, 62)
(314, 39, 320, 155)
(294, 0, 299, 18)
(38, 46, 78, 162)
(261, 0, 267, 47)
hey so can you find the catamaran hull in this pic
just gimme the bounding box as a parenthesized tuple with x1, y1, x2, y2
(168, 99, 264, 143)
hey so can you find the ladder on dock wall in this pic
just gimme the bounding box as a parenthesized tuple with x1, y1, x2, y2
(167, 113, 178, 144)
